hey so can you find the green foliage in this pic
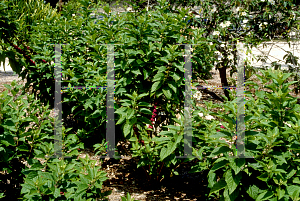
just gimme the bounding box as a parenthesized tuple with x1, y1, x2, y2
(21, 156, 111, 200)
(1, 0, 216, 146)
(190, 69, 300, 200)
(1, 0, 300, 200)
(121, 192, 139, 201)
(0, 80, 111, 200)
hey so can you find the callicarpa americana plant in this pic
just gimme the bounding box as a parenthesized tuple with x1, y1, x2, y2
(133, 102, 158, 146)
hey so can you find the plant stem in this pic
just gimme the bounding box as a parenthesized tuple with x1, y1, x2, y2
(157, 162, 164, 181)
(119, 140, 149, 180)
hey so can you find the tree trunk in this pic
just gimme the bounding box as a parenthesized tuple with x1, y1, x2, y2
(58, 0, 63, 12)
(218, 66, 231, 101)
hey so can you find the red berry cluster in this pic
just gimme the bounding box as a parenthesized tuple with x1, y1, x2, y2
(132, 101, 158, 146)
(11, 42, 47, 66)
(150, 102, 158, 129)
(217, 125, 225, 132)
(12, 43, 36, 65)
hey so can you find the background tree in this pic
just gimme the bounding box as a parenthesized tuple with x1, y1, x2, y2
(96, 0, 299, 101)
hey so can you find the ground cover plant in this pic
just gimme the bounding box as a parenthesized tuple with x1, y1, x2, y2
(0, 0, 300, 200)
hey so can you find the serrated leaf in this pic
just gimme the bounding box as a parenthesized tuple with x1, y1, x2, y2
(137, 101, 151, 107)
(116, 115, 126, 125)
(132, 68, 142, 75)
(173, 62, 185, 72)
(160, 57, 169, 64)
(168, 82, 177, 93)
(162, 87, 172, 99)
(225, 170, 241, 195)
(287, 185, 300, 198)
(277, 188, 285, 200)
(255, 190, 273, 201)
(160, 141, 177, 161)
(229, 158, 245, 175)
(209, 177, 227, 196)
(171, 72, 181, 82)
(123, 122, 131, 137)
(246, 184, 261, 199)
(139, 108, 152, 115)
(126, 108, 135, 119)
(75, 183, 89, 196)
(151, 81, 162, 93)
(211, 158, 229, 172)
(143, 68, 149, 80)
(153, 72, 165, 82)
(137, 93, 148, 100)
(137, 116, 151, 125)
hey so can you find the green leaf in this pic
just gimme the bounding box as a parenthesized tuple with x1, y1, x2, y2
(160, 57, 169, 64)
(153, 72, 165, 82)
(137, 116, 151, 125)
(126, 108, 135, 119)
(38, 172, 53, 180)
(168, 82, 177, 93)
(137, 93, 148, 100)
(143, 68, 149, 80)
(21, 183, 36, 194)
(170, 72, 181, 82)
(225, 170, 241, 195)
(151, 81, 162, 94)
(119, 100, 132, 107)
(157, 66, 167, 73)
(229, 158, 245, 175)
(116, 115, 126, 125)
(277, 188, 285, 200)
(2, 119, 17, 132)
(287, 185, 300, 199)
(208, 171, 216, 188)
(257, 173, 269, 182)
(211, 158, 229, 172)
(209, 177, 227, 196)
(293, 177, 300, 184)
(137, 101, 151, 107)
(210, 146, 231, 158)
(255, 190, 274, 201)
(17, 144, 30, 152)
(139, 108, 152, 115)
(124, 93, 134, 100)
(160, 141, 177, 161)
(162, 87, 172, 99)
(115, 107, 127, 115)
(173, 62, 184, 72)
(83, 99, 93, 110)
(246, 184, 262, 199)
(75, 183, 89, 197)
(123, 122, 131, 137)
(132, 68, 142, 76)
